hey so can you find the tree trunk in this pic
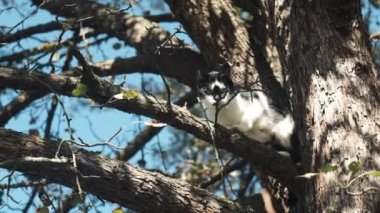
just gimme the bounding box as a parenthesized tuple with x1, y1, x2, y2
(0, 66, 298, 193)
(2, 0, 379, 211)
(272, 0, 380, 211)
(165, 0, 257, 88)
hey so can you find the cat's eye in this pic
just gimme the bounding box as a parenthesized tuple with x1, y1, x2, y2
(201, 88, 212, 95)
(220, 88, 227, 94)
(204, 88, 212, 95)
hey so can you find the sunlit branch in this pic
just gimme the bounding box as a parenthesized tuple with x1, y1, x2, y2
(199, 159, 247, 188)
(117, 91, 197, 161)
(0, 21, 63, 44)
(90, 51, 206, 88)
(0, 66, 300, 193)
(0, 91, 46, 127)
(31, 0, 192, 54)
(0, 127, 243, 212)
(144, 13, 176, 22)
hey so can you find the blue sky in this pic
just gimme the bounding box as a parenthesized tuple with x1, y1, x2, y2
(0, 0, 195, 212)
(1, 0, 380, 212)
(0, 0, 180, 166)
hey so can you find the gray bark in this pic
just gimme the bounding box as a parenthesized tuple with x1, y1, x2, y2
(0, 66, 299, 193)
(272, 0, 380, 211)
(0, 127, 243, 213)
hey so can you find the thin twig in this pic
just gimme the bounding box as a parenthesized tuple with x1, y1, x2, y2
(345, 187, 379, 196)
(76, 137, 122, 150)
(0, 90, 45, 127)
(44, 95, 58, 139)
(71, 150, 83, 200)
(75, 4, 132, 23)
(197, 98, 228, 195)
(5, 0, 47, 35)
(22, 187, 38, 213)
(160, 75, 172, 110)
(5, 170, 20, 204)
(156, 134, 168, 171)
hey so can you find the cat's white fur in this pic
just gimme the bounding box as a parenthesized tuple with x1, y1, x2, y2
(199, 80, 294, 150)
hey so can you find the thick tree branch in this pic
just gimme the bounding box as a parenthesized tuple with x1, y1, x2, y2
(244, 0, 292, 121)
(117, 91, 197, 161)
(0, 90, 45, 127)
(0, 180, 45, 189)
(232, 0, 257, 15)
(0, 66, 300, 194)
(31, 0, 191, 55)
(117, 123, 164, 161)
(144, 13, 176, 22)
(0, 127, 243, 212)
(0, 31, 104, 64)
(0, 67, 78, 94)
(165, 0, 257, 88)
(165, 0, 290, 110)
(91, 52, 206, 88)
(26, 0, 203, 88)
(44, 96, 58, 139)
(0, 21, 63, 44)
(199, 160, 247, 189)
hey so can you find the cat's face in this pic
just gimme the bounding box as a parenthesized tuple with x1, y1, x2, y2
(198, 71, 234, 105)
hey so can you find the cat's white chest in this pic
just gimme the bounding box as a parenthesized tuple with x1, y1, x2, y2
(200, 91, 292, 146)
(197, 70, 298, 161)
(200, 94, 265, 130)
(201, 96, 243, 127)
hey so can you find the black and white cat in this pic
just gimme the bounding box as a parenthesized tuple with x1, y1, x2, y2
(198, 71, 300, 162)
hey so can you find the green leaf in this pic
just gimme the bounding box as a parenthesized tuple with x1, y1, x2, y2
(366, 171, 380, 177)
(85, 55, 92, 61)
(71, 83, 87, 97)
(61, 22, 72, 30)
(112, 207, 124, 213)
(320, 164, 337, 173)
(113, 90, 139, 100)
(52, 52, 60, 62)
(325, 204, 338, 213)
(112, 42, 122, 50)
(348, 161, 361, 174)
(122, 90, 139, 100)
(36, 207, 49, 213)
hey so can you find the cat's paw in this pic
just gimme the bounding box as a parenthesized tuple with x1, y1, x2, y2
(231, 123, 251, 132)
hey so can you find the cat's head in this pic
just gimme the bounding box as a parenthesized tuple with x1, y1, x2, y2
(197, 70, 235, 105)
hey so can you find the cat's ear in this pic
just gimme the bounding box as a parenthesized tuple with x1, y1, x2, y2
(220, 62, 234, 89)
(220, 62, 232, 75)
(196, 69, 205, 81)
(196, 70, 208, 89)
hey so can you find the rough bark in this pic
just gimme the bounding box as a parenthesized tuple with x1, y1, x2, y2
(272, 0, 380, 211)
(4, 0, 378, 211)
(0, 91, 45, 126)
(0, 127, 242, 212)
(91, 53, 206, 88)
(116, 91, 198, 161)
(31, 0, 189, 55)
(24, 0, 207, 88)
(165, 0, 257, 89)
(0, 21, 63, 44)
(165, 0, 290, 120)
(0, 66, 300, 194)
